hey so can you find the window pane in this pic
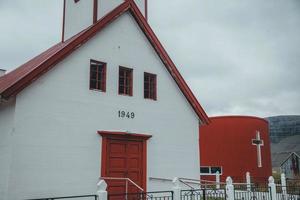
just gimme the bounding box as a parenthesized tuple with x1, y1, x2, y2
(90, 71, 97, 80)
(90, 80, 97, 89)
(125, 86, 130, 95)
(151, 89, 155, 99)
(119, 69, 125, 77)
(200, 167, 210, 174)
(119, 85, 124, 94)
(98, 64, 104, 72)
(144, 73, 156, 100)
(119, 67, 132, 95)
(90, 61, 106, 92)
(91, 64, 98, 72)
(144, 90, 148, 98)
(211, 167, 222, 174)
(97, 81, 102, 90)
(120, 77, 125, 84)
(98, 74, 103, 82)
(125, 76, 130, 84)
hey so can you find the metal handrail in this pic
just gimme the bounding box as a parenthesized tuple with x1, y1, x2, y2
(149, 177, 228, 189)
(101, 177, 144, 200)
(149, 177, 199, 189)
(149, 177, 173, 182)
(100, 177, 144, 192)
(179, 179, 196, 190)
(181, 178, 226, 185)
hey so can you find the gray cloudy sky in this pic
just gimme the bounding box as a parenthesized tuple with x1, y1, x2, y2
(0, 0, 299, 118)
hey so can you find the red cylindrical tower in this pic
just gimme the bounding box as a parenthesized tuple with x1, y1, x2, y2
(199, 116, 272, 183)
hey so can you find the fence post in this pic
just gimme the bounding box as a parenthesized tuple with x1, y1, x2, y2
(226, 177, 234, 200)
(246, 172, 251, 192)
(281, 173, 287, 200)
(97, 179, 108, 200)
(268, 176, 277, 200)
(216, 171, 220, 189)
(172, 177, 181, 200)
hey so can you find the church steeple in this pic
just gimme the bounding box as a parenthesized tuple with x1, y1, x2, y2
(62, 0, 148, 42)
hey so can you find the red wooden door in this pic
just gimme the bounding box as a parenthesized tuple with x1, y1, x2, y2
(127, 141, 143, 194)
(105, 138, 144, 195)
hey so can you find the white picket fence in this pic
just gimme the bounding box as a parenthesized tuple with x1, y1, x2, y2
(96, 173, 299, 200)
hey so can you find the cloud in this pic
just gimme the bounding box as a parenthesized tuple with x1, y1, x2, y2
(0, 0, 62, 70)
(0, 0, 299, 117)
(149, 0, 300, 117)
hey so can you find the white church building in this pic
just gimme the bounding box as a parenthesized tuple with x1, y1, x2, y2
(0, 0, 209, 199)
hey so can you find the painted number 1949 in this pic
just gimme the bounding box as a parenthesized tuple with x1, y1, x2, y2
(118, 110, 135, 119)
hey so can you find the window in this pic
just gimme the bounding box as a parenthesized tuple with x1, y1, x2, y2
(90, 60, 106, 92)
(119, 66, 133, 96)
(200, 167, 210, 174)
(144, 72, 157, 100)
(211, 167, 222, 174)
(200, 166, 222, 175)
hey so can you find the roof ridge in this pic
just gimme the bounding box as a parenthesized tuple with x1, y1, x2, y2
(0, 1, 209, 124)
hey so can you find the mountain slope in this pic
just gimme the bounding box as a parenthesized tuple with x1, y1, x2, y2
(265, 115, 300, 168)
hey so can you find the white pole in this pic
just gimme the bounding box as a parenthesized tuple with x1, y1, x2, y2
(268, 176, 277, 200)
(172, 177, 182, 200)
(96, 179, 108, 200)
(246, 172, 251, 192)
(216, 171, 220, 189)
(226, 177, 234, 200)
(281, 173, 287, 200)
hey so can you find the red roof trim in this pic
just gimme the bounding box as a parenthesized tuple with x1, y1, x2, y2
(0, 2, 130, 98)
(209, 116, 268, 124)
(98, 131, 152, 139)
(0, 1, 209, 124)
(129, 1, 209, 123)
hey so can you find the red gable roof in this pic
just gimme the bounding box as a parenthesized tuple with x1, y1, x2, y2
(0, 1, 209, 124)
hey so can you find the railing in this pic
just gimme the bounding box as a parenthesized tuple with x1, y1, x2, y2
(178, 178, 197, 190)
(149, 177, 227, 189)
(234, 185, 271, 200)
(180, 178, 227, 189)
(26, 194, 98, 200)
(181, 188, 226, 200)
(149, 177, 201, 189)
(149, 177, 173, 182)
(286, 179, 300, 187)
(101, 177, 144, 200)
(108, 191, 174, 200)
(276, 186, 300, 200)
(101, 177, 144, 192)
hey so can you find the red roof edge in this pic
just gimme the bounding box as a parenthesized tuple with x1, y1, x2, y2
(209, 115, 268, 124)
(0, 1, 209, 124)
(0, 1, 131, 99)
(129, 1, 210, 124)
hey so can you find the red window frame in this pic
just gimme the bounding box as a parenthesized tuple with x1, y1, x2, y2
(144, 72, 157, 100)
(118, 66, 133, 96)
(89, 59, 107, 92)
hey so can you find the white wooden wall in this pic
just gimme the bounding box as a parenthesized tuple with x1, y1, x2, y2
(0, 101, 15, 199)
(2, 13, 200, 199)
